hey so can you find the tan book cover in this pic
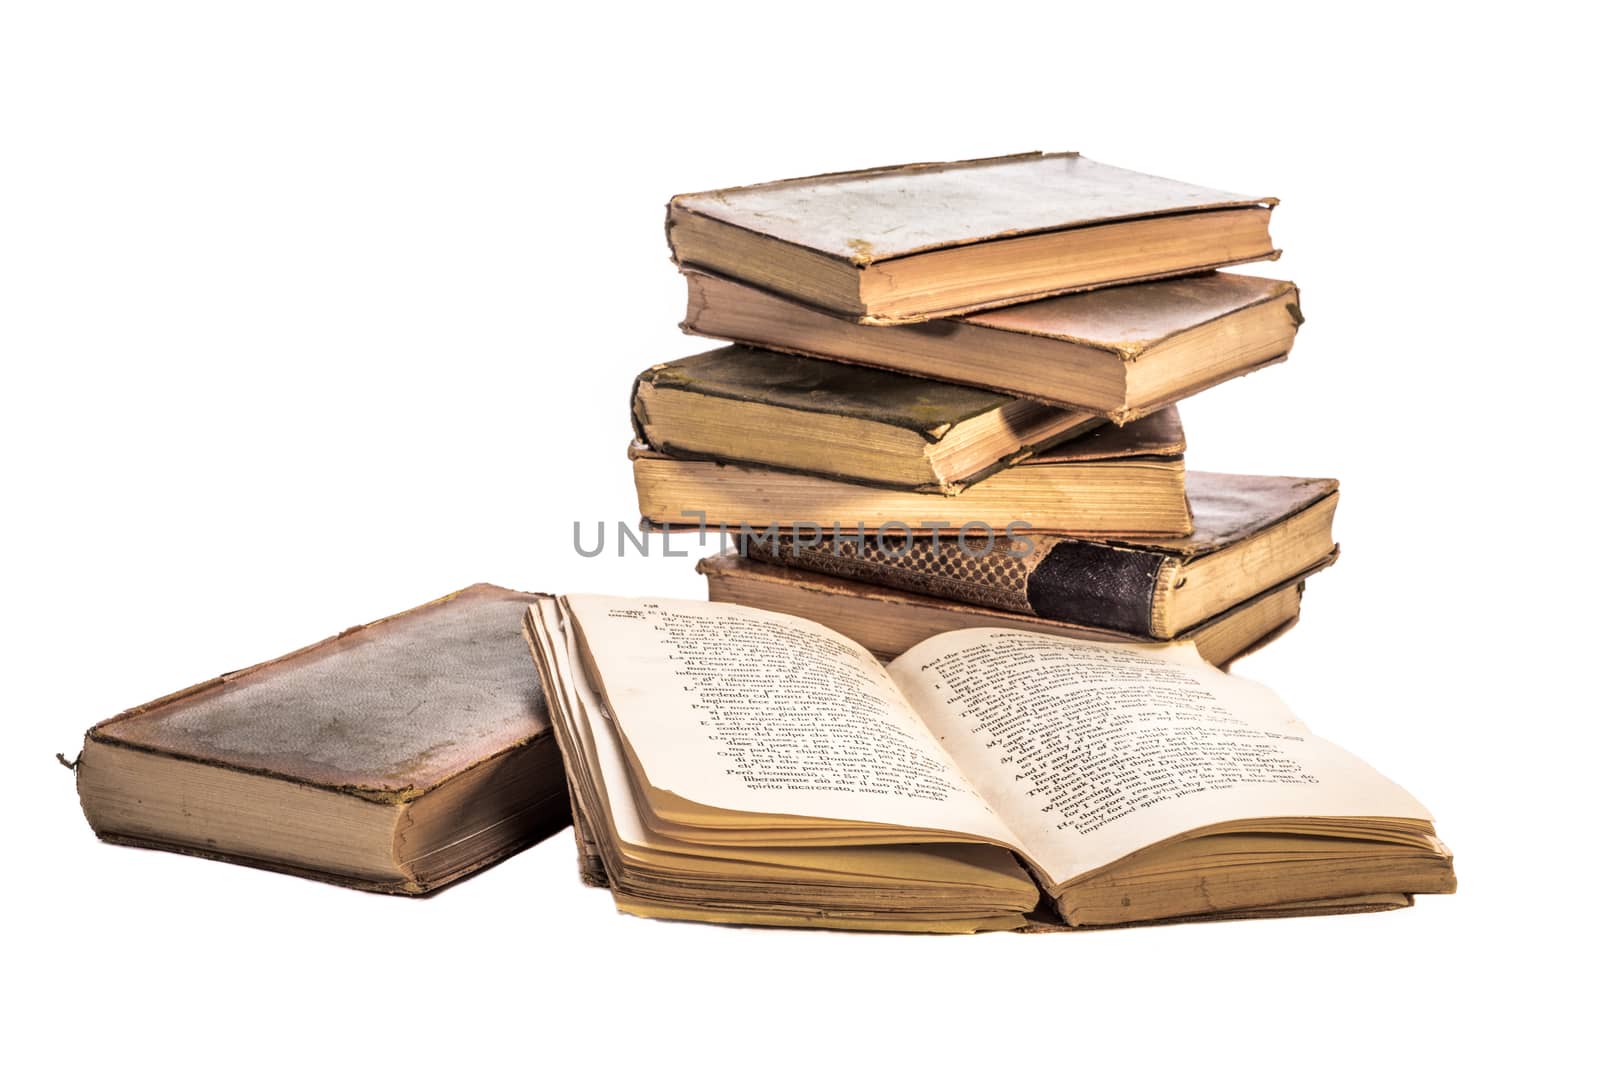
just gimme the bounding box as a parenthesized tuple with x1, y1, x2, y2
(667, 152, 1279, 323)
(631, 407, 1193, 536)
(74, 584, 570, 894)
(631, 344, 1100, 493)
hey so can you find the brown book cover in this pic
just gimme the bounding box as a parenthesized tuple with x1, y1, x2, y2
(743, 473, 1339, 638)
(682, 268, 1301, 423)
(667, 152, 1279, 323)
(73, 584, 571, 894)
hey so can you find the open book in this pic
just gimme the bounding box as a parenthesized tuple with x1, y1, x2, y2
(524, 595, 1453, 933)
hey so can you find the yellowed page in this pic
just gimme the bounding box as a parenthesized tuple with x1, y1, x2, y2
(888, 628, 1433, 886)
(562, 594, 1021, 847)
(611, 893, 1029, 933)
(531, 598, 1029, 890)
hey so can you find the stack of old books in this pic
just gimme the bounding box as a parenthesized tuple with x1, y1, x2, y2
(538, 151, 1454, 930)
(630, 151, 1338, 668)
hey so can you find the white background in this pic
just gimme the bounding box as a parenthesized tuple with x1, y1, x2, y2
(4, 2, 1593, 1063)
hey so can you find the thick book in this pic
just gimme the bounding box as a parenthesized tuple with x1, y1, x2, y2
(73, 584, 571, 894)
(666, 152, 1279, 324)
(697, 550, 1332, 666)
(682, 268, 1301, 424)
(524, 594, 1454, 933)
(741, 472, 1338, 638)
(631, 406, 1192, 536)
(631, 344, 1101, 494)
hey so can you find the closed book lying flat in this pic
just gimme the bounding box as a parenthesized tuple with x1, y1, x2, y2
(631, 345, 1101, 494)
(697, 550, 1334, 666)
(667, 152, 1279, 324)
(525, 593, 1451, 933)
(682, 268, 1301, 424)
(631, 406, 1192, 536)
(743, 472, 1338, 638)
(74, 584, 570, 894)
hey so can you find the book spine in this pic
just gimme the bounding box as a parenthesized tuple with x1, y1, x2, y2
(743, 535, 1168, 637)
(628, 366, 658, 445)
(1025, 540, 1167, 636)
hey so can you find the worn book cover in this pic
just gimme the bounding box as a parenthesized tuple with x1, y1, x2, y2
(74, 584, 571, 894)
(667, 152, 1279, 322)
(743, 473, 1339, 637)
(681, 268, 1301, 424)
(631, 344, 1100, 493)
(698, 549, 1334, 667)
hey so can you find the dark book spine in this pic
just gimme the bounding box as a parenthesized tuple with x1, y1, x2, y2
(743, 534, 1167, 637)
(1025, 541, 1165, 635)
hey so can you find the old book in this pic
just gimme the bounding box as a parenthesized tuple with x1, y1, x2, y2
(74, 584, 570, 894)
(524, 595, 1454, 933)
(742, 472, 1338, 638)
(666, 152, 1279, 324)
(631, 406, 1192, 536)
(682, 268, 1301, 424)
(632, 344, 1101, 494)
(697, 550, 1332, 666)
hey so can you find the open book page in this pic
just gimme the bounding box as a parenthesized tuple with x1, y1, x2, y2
(528, 599, 653, 846)
(561, 595, 1022, 847)
(889, 628, 1434, 887)
(531, 598, 1029, 890)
